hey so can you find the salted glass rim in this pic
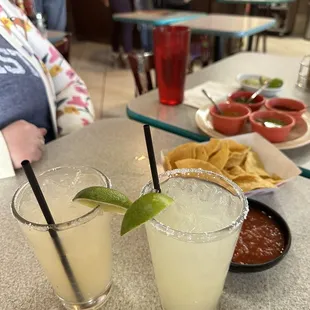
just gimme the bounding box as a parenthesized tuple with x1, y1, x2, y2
(11, 166, 111, 232)
(141, 168, 248, 243)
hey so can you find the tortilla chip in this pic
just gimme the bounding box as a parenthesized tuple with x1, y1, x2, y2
(230, 166, 247, 175)
(225, 149, 250, 169)
(175, 159, 222, 174)
(205, 138, 221, 156)
(163, 156, 173, 171)
(243, 151, 270, 178)
(263, 178, 282, 185)
(208, 140, 229, 170)
(222, 170, 235, 180)
(164, 139, 283, 193)
(195, 139, 221, 161)
(261, 173, 283, 185)
(271, 173, 282, 181)
(233, 174, 275, 192)
(195, 145, 210, 161)
(166, 142, 198, 168)
(226, 140, 249, 153)
(223, 166, 248, 180)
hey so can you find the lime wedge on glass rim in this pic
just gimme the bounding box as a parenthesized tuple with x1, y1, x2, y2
(120, 192, 173, 236)
(73, 186, 173, 235)
(73, 187, 132, 215)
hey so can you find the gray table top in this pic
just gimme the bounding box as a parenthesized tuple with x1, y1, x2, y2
(127, 52, 310, 171)
(1, 118, 310, 309)
(174, 14, 275, 37)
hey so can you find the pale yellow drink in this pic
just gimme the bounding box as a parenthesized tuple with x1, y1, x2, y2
(12, 167, 113, 310)
(143, 169, 248, 310)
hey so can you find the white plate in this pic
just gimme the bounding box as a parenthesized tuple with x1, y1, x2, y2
(236, 73, 283, 97)
(161, 132, 301, 197)
(195, 104, 310, 150)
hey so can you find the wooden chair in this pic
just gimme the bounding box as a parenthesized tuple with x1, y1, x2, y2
(128, 36, 211, 96)
(128, 52, 155, 96)
(53, 33, 72, 63)
(14, 0, 35, 17)
(189, 34, 210, 72)
(253, 5, 270, 54)
(14, 0, 72, 62)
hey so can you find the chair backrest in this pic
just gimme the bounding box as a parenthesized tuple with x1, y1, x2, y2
(14, 0, 35, 17)
(54, 33, 72, 63)
(128, 52, 155, 96)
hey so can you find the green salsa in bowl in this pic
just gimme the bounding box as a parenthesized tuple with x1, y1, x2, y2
(237, 74, 283, 97)
(249, 110, 295, 143)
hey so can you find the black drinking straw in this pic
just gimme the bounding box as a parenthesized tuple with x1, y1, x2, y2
(143, 125, 161, 193)
(21, 160, 83, 302)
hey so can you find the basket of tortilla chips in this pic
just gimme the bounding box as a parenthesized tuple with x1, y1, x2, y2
(162, 133, 301, 196)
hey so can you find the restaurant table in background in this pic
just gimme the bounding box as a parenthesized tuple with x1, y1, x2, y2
(112, 10, 204, 59)
(1, 118, 310, 309)
(113, 9, 204, 26)
(216, 0, 295, 50)
(173, 14, 275, 60)
(113, 11, 275, 61)
(127, 52, 310, 176)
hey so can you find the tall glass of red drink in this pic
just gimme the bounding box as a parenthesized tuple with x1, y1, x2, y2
(153, 26, 190, 106)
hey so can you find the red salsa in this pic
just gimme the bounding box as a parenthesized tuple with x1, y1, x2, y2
(232, 208, 285, 264)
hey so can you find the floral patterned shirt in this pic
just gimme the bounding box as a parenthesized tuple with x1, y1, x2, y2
(0, 0, 95, 136)
(0, 0, 95, 178)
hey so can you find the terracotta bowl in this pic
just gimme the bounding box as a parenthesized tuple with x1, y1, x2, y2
(265, 98, 306, 121)
(210, 103, 251, 136)
(228, 91, 265, 112)
(249, 110, 295, 143)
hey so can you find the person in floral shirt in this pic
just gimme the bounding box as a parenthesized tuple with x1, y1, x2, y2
(0, 0, 94, 178)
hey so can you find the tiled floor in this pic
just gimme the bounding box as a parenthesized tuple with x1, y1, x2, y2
(70, 36, 310, 120)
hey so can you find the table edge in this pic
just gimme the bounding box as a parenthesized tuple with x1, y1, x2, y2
(182, 18, 276, 37)
(113, 12, 205, 25)
(126, 106, 310, 178)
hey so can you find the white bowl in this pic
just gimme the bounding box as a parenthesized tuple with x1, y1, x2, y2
(236, 73, 283, 97)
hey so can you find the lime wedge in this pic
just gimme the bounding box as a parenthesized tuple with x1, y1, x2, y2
(73, 186, 132, 215)
(120, 193, 173, 236)
(73, 187, 173, 235)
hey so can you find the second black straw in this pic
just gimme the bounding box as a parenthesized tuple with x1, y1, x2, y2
(143, 125, 161, 193)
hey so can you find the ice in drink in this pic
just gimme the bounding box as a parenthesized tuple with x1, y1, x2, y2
(144, 170, 248, 310)
(12, 167, 113, 310)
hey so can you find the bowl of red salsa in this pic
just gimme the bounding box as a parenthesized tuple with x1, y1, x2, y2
(210, 103, 251, 135)
(230, 199, 291, 273)
(265, 98, 307, 121)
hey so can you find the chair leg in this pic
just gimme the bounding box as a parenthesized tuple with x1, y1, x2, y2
(254, 35, 260, 52)
(262, 34, 267, 53)
(188, 61, 194, 74)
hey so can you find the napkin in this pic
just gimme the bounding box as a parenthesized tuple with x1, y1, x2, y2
(183, 81, 239, 109)
(0, 133, 15, 179)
